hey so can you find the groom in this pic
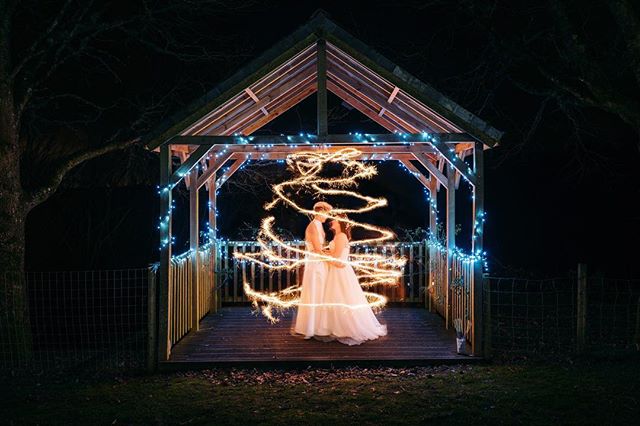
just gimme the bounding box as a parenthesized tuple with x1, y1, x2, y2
(293, 201, 332, 338)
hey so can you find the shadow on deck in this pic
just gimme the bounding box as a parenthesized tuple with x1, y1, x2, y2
(161, 306, 479, 369)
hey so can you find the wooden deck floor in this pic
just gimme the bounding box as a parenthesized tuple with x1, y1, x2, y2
(163, 306, 477, 368)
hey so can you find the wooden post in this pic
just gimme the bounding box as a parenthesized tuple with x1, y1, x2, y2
(446, 164, 456, 329)
(484, 276, 492, 358)
(577, 263, 587, 353)
(317, 39, 328, 138)
(158, 144, 172, 362)
(427, 178, 438, 312)
(146, 265, 157, 372)
(208, 177, 218, 312)
(471, 141, 485, 357)
(634, 296, 640, 351)
(189, 170, 200, 331)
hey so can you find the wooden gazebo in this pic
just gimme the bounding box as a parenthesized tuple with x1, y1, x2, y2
(145, 11, 502, 367)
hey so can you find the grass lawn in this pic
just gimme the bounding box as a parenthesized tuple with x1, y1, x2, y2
(2, 360, 639, 425)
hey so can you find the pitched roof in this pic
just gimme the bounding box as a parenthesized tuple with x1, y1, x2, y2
(144, 10, 503, 150)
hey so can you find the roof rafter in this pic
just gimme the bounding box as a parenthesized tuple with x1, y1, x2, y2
(144, 13, 503, 151)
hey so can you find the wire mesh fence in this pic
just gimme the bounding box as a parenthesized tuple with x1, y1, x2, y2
(2, 264, 639, 375)
(485, 277, 577, 355)
(485, 274, 640, 356)
(0, 269, 151, 375)
(586, 277, 640, 352)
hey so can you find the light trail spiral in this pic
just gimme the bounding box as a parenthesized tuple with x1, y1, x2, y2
(234, 148, 406, 322)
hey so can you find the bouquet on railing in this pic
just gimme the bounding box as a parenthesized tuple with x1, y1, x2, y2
(453, 318, 471, 355)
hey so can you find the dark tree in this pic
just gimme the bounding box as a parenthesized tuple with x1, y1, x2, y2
(0, 0, 248, 354)
(454, 0, 640, 152)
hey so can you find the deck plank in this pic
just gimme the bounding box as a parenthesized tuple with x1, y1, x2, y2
(164, 306, 476, 366)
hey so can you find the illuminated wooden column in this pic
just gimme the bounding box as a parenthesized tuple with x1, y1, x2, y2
(471, 141, 485, 356)
(427, 178, 438, 312)
(158, 144, 172, 361)
(189, 169, 199, 331)
(445, 164, 456, 329)
(207, 177, 218, 312)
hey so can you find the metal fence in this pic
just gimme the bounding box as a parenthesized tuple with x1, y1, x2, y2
(2, 262, 639, 376)
(485, 274, 640, 356)
(0, 269, 150, 375)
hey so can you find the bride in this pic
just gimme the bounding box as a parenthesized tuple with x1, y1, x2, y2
(316, 213, 387, 345)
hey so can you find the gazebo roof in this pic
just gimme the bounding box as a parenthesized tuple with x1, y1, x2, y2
(144, 10, 503, 150)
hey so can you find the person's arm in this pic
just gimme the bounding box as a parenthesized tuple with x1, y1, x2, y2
(307, 222, 324, 254)
(328, 234, 348, 268)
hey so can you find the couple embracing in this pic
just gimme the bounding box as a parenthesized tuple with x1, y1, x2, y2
(292, 201, 387, 345)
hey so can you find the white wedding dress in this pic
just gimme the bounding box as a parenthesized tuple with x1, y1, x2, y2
(316, 238, 387, 345)
(292, 219, 328, 338)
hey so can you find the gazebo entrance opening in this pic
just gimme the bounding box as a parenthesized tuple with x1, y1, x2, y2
(146, 13, 502, 367)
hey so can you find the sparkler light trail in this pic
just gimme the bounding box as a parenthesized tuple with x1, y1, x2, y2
(234, 148, 406, 322)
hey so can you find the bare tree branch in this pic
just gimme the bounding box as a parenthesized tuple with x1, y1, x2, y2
(25, 137, 141, 209)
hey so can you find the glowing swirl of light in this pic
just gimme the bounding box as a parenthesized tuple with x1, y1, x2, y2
(234, 148, 406, 322)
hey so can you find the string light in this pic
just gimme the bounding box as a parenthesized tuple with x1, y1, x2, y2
(154, 134, 489, 298)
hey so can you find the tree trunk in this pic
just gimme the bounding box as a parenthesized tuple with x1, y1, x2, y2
(0, 137, 33, 367)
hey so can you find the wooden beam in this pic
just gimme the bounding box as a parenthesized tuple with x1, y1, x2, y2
(328, 54, 453, 133)
(398, 158, 431, 189)
(189, 170, 199, 332)
(427, 178, 438, 312)
(328, 68, 419, 133)
(196, 152, 234, 190)
(445, 163, 456, 330)
(424, 134, 477, 187)
(192, 62, 317, 137)
(327, 43, 462, 133)
(239, 81, 317, 135)
(226, 72, 317, 136)
(317, 39, 328, 137)
(411, 152, 448, 190)
(208, 152, 425, 162)
(169, 133, 473, 146)
(158, 144, 172, 362)
(187, 145, 437, 160)
(471, 140, 485, 357)
(169, 145, 214, 189)
(216, 155, 248, 189)
(201, 160, 210, 192)
(387, 86, 400, 104)
(244, 88, 268, 116)
(207, 176, 218, 313)
(177, 152, 191, 187)
(183, 47, 317, 136)
(327, 80, 401, 132)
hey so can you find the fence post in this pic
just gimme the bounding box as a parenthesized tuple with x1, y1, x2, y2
(426, 239, 432, 311)
(147, 267, 157, 372)
(577, 263, 587, 353)
(635, 296, 640, 351)
(483, 275, 492, 358)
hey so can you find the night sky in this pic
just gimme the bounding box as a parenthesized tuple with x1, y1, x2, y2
(22, 1, 640, 278)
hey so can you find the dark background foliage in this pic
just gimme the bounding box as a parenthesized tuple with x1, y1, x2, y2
(22, 0, 640, 277)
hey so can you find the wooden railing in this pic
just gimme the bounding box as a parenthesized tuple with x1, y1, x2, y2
(151, 244, 218, 348)
(153, 239, 477, 355)
(450, 255, 474, 342)
(215, 241, 429, 303)
(429, 245, 448, 316)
